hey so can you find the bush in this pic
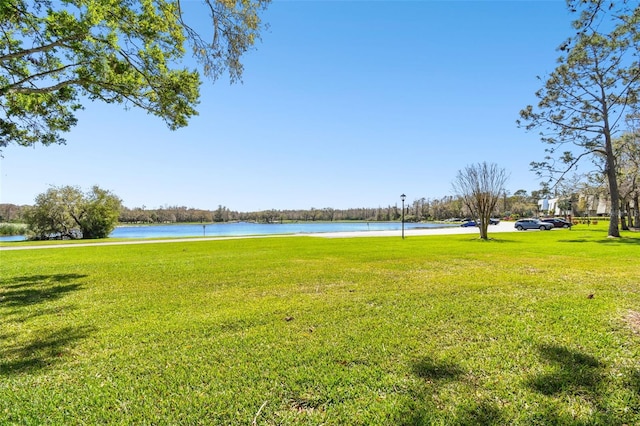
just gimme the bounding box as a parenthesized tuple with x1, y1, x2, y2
(0, 223, 26, 236)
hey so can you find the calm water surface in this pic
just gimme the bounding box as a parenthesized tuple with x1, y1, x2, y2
(1, 221, 456, 241)
(112, 221, 454, 239)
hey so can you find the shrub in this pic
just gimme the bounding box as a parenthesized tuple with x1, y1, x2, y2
(0, 223, 26, 236)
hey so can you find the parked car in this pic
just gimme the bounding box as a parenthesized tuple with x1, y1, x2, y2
(461, 218, 499, 227)
(514, 218, 555, 231)
(541, 218, 572, 228)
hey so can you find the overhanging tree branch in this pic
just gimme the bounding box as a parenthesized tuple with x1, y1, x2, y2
(0, 0, 271, 149)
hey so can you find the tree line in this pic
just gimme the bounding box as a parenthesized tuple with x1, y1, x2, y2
(107, 188, 566, 224)
(1, 188, 549, 226)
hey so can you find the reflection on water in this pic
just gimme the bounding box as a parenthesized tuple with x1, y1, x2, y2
(1, 221, 457, 241)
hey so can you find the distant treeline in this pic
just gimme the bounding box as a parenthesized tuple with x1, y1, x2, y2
(117, 197, 479, 223)
(0, 192, 542, 225)
(0, 198, 462, 225)
(118, 204, 418, 224)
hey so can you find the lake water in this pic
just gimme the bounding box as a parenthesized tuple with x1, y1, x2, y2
(1, 221, 456, 241)
(112, 221, 453, 238)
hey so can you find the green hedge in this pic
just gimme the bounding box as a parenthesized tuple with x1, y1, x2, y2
(0, 223, 27, 236)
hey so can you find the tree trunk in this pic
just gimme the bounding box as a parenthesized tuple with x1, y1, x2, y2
(621, 201, 629, 231)
(479, 219, 489, 240)
(478, 201, 493, 240)
(633, 194, 640, 228)
(605, 134, 621, 237)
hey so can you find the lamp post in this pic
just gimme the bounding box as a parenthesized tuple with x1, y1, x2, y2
(400, 193, 406, 239)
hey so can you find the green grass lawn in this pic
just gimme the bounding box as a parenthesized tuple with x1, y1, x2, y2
(2, 224, 639, 425)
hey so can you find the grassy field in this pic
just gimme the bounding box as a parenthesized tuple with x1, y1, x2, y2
(1, 224, 639, 425)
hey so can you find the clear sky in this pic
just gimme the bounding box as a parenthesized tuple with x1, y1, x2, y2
(0, 0, 576, 212)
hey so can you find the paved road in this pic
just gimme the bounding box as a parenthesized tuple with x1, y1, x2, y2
(0, 221, 522, 251)
(312, 220, 518, 238)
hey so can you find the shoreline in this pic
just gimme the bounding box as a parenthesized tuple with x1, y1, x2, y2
(0, 221, 519, 251)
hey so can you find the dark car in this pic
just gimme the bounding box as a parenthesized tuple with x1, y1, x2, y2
(461, 218, 499, 227)
(514, 218, 555, 231)
(460, 220, 477, 227)
(542, 218, 572, 228)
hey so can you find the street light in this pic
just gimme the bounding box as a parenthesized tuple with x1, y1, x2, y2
(400, 193, 406, 239)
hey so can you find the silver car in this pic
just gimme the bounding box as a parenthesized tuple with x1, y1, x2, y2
(514, 218, 555, 231)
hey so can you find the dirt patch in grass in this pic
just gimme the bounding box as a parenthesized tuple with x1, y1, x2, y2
(625, 310, 640, 334)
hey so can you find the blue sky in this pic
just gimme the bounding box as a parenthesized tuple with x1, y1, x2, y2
(1, 0, 576, 211)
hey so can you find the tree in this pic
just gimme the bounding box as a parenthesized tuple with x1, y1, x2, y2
(518, 1, 640, 238)
(0, 0, 270, 149)
(76, 186, 123, 238)
(614, 132, 640, 228)
(507, 189, 538, 218)
(452, 162, 509, 240)
(24, 185, 122, 239)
